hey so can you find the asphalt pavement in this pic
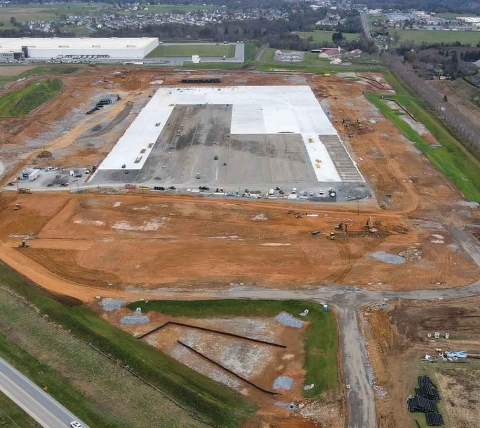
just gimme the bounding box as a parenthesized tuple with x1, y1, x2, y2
(0, 357, 88, 428)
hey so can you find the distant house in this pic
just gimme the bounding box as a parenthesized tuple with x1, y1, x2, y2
(318, 47, 344, 58)
(348, 49, 362, 58)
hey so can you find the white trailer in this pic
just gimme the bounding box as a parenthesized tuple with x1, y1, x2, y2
(28, 170, 40, 181)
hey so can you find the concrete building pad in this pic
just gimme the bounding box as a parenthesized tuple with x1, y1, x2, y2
(97, 86, 362, 185)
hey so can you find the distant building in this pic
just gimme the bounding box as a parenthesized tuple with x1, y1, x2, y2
(0, 37, 158, 59)
(318, 47, 344, 58)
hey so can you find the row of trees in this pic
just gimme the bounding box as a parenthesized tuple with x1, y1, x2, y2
(382, 52, 480, 157)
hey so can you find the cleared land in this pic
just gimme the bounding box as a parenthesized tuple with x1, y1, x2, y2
(101, 299, 341, 427)
(0, 65, 36, 77)
(0, 78, 62, 117)
(127, 300, 338, 398)
(297, 30, 361, 44)
(0, 261, 255, 427)
(147, 44, 235, 58)
(362, 295, 480, 428)
(0, 65, 479, 428)
(369, 71, 480, 201)
(390, 29, 480, 45)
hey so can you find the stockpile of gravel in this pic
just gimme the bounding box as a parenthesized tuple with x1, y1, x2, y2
(273, 376, 293, 390)
(275, 313, 304, 328)
(99, 298, 125, 311)
(120, 315, 150, 325)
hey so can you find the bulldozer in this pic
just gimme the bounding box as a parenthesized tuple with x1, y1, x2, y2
(17, 188, 31, 194)
(18, 241, 29, 248)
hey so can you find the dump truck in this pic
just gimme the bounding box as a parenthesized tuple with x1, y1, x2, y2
(17, 188, 31, 194)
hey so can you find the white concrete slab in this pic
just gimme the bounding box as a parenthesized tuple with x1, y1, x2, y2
(98, 86, 345, 182)
(231, 104, 265, 134)
(302, 134, 341, 182)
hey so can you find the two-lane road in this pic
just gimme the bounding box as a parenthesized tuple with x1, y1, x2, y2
(0, 357, 88, 428)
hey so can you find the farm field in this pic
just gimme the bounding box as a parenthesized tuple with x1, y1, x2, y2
(147, 43, 235, 58)
(0, 2, 108, 29)
(390, 29, 480, 45)
(297, 30, 361, 44)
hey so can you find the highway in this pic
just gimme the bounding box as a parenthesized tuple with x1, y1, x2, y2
(0, 357, 88, 428)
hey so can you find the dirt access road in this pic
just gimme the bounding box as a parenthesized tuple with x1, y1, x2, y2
(113, 234, 479, 428)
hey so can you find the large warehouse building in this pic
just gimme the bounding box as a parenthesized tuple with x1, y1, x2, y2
(0, 37, 158, 59)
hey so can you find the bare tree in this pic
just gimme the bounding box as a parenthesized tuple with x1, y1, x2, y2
(382, 52, 480, 158)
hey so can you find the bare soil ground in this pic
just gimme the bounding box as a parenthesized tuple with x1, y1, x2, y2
(0, 69, 478, 301)
(361, 296, 480, 428)
(0, 67, 479, 428)
(96, 304, 343, 428)
(0, 192, 477, 300)
(0, 66, 36, 77)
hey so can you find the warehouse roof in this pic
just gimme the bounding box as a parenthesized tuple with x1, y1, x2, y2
(0, 37, 157, 51)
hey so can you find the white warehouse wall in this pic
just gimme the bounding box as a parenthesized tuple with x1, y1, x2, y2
(142, 38, 159, 57)
(0, 38, 159, 59)
(28, 47, 145, 59)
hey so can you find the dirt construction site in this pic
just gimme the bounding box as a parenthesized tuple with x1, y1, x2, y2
(0, 64, 480, 428)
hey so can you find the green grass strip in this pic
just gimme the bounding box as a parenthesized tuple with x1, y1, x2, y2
(0, 78, 63, 117)
(0, 262, 257, 428)
(366, 91, 480, 201)
(0, 331, 124, 428)
(128, 300, 339, 398)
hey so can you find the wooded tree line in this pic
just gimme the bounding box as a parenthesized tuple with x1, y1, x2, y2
(383, 52, 480, 158)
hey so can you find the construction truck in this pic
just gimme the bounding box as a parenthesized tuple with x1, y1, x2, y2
(17, 188, 31, 194)
(18, 241, 29, 248)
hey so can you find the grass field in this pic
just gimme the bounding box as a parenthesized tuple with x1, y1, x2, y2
(297, 30, 361, 45)
(367, 14, 386, 22)
(390, 29, 480, 45)
(119, 4, 214, 14)
(244, 42, 258, 63)
(0, 261, 256, 427)
(367, 71, 480, 201)
(435, 12, 475, 20)
(147, 43, 235, 58)
(128, 300, 339, 398)
(0, 78, 62, 117)
(0, 3, 108, 29)
(181, 62, 243, 70)
(0, 389, 41, 427)
(451, 78, 480, 109)
(259, 48, 385, 73)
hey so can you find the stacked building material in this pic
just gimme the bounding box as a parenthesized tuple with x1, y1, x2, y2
(407, 395, 439, 413)
(425, 413, 444, 426)
(416, 376, 440, 400)
(407, 375, 443, 426)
